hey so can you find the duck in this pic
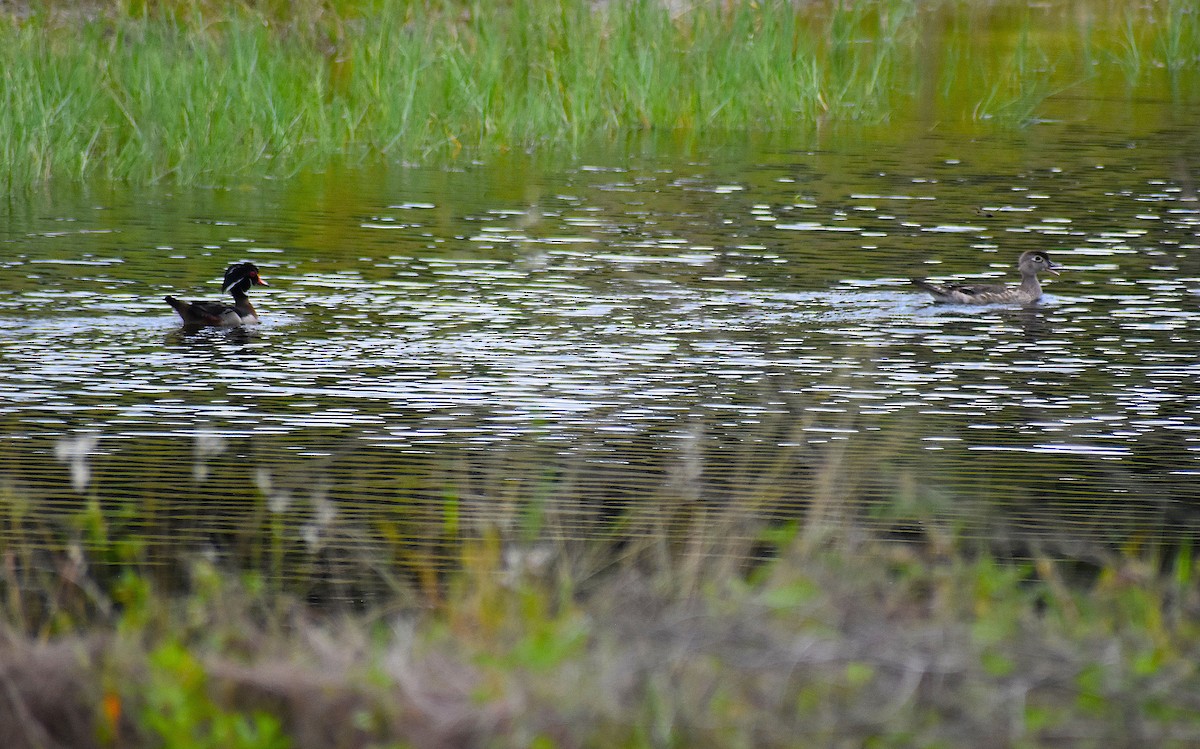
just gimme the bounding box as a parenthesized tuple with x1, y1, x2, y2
(912, 250, 1063, 305)
(165, 262, 268, 326)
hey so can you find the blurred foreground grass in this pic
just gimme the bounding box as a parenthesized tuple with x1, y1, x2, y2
(3, 504, 1200, 747)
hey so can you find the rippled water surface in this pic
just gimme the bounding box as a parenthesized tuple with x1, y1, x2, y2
(3, 117, 1200, 589)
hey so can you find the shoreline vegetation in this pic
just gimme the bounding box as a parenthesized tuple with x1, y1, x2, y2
(1, 0, 1199, 186)
(5, 514, 1200, 748)
(4, 442, 1200, 747)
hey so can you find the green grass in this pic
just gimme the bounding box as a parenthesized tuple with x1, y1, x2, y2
(2, 0, 1200, 187)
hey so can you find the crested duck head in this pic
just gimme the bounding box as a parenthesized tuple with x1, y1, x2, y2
(222, 262, 269, 295)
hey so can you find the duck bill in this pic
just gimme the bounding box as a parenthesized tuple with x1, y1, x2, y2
(252, 275, 269, 286)
(1046, 261, 1063, 276)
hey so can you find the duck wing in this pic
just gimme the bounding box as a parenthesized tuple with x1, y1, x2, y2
(940, 281, 1008, 297)
(911, 279, 1009, 304)
(165, 296, 237, 325)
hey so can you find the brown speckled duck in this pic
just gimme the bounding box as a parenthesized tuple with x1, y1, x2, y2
(165, 262, 268, 326)
(912, 251, 1063, 305)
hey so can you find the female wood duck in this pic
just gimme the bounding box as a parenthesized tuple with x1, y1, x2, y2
(165, 262, 268, 326)
(912, 250, 1063, 305)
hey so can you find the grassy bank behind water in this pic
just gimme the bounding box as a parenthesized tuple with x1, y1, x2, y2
(3, 0, 1200, 186)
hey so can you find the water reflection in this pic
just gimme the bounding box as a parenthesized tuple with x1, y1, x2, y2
(166, 324, 259, 346)
(2, 120, 1200, 593)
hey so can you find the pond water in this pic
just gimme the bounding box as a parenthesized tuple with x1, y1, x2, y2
(3, 104, 1200, 593)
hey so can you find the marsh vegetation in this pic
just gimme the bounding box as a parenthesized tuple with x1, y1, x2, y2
(3, 0, 1200, 185)
(6, 474, 1200, 748)
(4, 1, 1200, 746)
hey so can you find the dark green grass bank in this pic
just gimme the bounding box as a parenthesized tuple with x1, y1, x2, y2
(3, 0, 1200, 186)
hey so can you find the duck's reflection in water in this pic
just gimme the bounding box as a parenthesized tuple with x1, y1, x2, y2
(1004, 306, 1053, 341)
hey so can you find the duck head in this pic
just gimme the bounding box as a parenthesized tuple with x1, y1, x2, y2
(1018, 251, 1063, 277)
(221, 262, 269, 294)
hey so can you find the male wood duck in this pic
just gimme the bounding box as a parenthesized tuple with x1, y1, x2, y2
(912, 250, 1063, 305)
(165, 262, 268, 326)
